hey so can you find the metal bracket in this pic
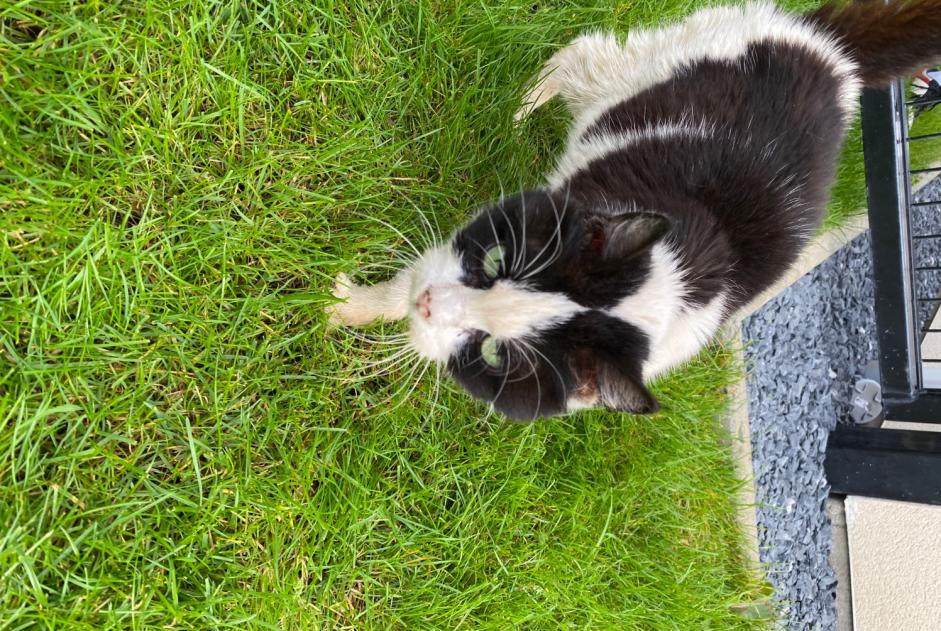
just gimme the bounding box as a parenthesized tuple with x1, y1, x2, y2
(850, 378, 884, 426)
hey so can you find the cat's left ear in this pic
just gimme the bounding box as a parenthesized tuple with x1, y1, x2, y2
(588, 211, 671, 260)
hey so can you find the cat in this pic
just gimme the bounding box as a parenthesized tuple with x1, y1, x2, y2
(328, 0, 941, 421)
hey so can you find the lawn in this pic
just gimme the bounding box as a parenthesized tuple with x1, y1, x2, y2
(0, 0, 876, 628)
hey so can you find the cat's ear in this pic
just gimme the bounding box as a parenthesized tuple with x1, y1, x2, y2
(589, 211, 671, 260)
(598, 361, 659, 413)
(570, 351, 659, 414)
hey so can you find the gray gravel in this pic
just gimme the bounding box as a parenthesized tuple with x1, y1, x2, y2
(741, 176, 941, 630)
(742, 233, 876, 631)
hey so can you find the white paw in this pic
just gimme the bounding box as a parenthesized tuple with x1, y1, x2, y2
(326, 272, 364, 327)
(332, 272, 352, 300)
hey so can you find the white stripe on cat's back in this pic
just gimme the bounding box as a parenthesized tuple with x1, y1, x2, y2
(546, 119, 715, 190)
(554, 2, 860, 138)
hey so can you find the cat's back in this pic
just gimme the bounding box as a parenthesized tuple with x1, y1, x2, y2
(549, 2, 859, 189)
(544, 2, 863, 307)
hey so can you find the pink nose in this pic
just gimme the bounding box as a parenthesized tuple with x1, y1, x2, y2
(416, 288, 432, 319)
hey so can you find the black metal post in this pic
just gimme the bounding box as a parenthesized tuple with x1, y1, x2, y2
(861, 83, 921, 408)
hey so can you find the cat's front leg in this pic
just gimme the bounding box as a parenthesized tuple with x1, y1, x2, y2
(515, 32, 625, 122)
(327, 269, 414, 327)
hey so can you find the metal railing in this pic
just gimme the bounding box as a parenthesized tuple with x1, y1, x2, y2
(825, 82, 941, 506)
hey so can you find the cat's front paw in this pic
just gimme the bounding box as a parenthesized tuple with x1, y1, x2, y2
(332, 272, 353, 301)
(327, 272, 369, 327)
(327, 269, 413, 326)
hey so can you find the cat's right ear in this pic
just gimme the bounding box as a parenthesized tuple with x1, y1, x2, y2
(597, 361, 659, 414)
(588, 211, 671, 260)
(569, 349, 659, 415)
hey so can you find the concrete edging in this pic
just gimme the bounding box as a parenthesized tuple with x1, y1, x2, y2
(721, 212, 870, 576)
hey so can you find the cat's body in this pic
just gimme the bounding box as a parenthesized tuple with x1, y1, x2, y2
(535, 3, 858, 380)
(330, 0, 941, 421)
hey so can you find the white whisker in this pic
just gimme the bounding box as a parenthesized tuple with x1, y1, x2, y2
(496, 203, 520, 276)
(408, 198, 440, 252)
(355, 212, 423, 260)
(517, 193, 529, 277)
(351, 348, 419, 373)
(485, 207, 502, 256)
(342, 330, 411, 345)
(380, 356, 431, 412)
(522, 193, 567, 279)
(490, 354, 514, 408)
(524, 341, 566, 408)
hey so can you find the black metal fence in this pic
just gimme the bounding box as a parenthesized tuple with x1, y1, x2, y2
(825, 82, 941, 506)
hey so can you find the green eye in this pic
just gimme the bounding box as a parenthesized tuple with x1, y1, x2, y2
(480, 336, 502, 368)
(482, 245, 505, 279)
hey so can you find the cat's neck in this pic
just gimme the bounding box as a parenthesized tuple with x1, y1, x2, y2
(607, 238, 729, 380)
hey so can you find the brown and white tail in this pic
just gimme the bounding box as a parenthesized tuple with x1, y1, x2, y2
(809, 0, 941, 87)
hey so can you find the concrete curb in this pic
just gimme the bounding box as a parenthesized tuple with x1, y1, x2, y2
(721, 212, 870, 580)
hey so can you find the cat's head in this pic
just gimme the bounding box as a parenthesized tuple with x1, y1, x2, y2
(405, 190, 671, 421)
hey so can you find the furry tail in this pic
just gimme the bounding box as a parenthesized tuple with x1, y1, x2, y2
(808, 0, 941, 87)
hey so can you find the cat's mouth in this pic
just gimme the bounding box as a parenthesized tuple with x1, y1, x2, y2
(408, 283, 472, 362)
(408, 318, 466, 363)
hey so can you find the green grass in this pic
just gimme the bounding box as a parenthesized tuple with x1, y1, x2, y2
(0, 0, 902, 628)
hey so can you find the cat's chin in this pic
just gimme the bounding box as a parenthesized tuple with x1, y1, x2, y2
(566, 388, 599, 412)
(408, 319, 465, 364)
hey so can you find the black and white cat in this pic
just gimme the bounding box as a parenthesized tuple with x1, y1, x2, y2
(329, 1, 941, 421)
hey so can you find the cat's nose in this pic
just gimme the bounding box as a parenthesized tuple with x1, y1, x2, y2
(416, 288, 432, 319)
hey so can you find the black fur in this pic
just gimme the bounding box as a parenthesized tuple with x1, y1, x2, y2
(448, 310, 653, 421)
(809, 0, 941, 87)
(453, 192, 655, 309)
(578, 40, 846, 308)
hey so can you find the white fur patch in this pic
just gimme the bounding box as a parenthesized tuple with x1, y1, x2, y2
(407, 242, 585, 362)
(642, 291, 728, 380)
(524, 2, 860, 136)
(410, 243, 466, 296)
(565, 394, 597, 413)
(469, 281, 585, 340)
(546, 119, 716, 190)
(609, 242, 687, 344)
(406, 243, 469, 361)
(328, 269, 415, 327)
(607, 243, 727, 380)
